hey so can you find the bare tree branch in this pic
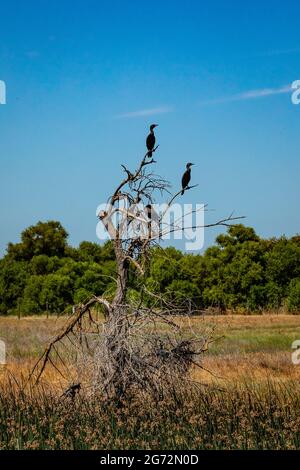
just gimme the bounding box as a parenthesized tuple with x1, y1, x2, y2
(30, 130, 245, 399)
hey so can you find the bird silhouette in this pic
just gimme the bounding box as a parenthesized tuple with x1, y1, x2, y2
(181, 163, 194, 195)
(60, 382, 81, 400)
(145, 204, 159, 223)
(145, 204, 152, 219)
(146, 124, 158, 158)
(145, 204, 160, 238)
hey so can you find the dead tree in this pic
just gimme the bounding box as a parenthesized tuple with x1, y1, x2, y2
(29, 140, 244, 399)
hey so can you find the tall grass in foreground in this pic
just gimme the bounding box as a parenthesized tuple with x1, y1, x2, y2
(0, 380, 299, 450)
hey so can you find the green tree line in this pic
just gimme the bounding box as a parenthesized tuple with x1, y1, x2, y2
(0, 221, 299, 315)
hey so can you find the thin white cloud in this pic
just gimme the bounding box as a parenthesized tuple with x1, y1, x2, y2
(199, 84, 292, 106)
(262, 47, 300, 57)
(114, 106, 174, 119)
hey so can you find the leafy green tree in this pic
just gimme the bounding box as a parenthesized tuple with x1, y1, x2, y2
(39, 274, 73, 313)
(1, 221, 300, 315)
(73, 288, 92, 304)
(165, 254, 204, 305)
(202, 226, 266, 310)
(74, 265, 108, 297)
(29, 255, 61, 275)
(265, 238, 300, 289)
(0, 260, 28, 314)
(77, 241, 104, 263)
(21, 275, 45, 314)
(146, 247, 182, 294)
(7, 221, 68, 260)
(287, 278, 300, 313)
(216, 224, 259, 247)
(264, 281, 283, 310)
(166, 280, 201, 304)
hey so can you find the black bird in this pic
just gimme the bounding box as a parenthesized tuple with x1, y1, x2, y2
(145, 204, 159, 223)
(60, 383, 81, 400)
(181, 163, 194, 195)
(145, 204, 160, 238)
(145, 204, 152, 219)
(146, 124, 158, 158)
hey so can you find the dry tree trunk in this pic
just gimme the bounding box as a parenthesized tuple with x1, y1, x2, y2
(103, 245, 130, 398)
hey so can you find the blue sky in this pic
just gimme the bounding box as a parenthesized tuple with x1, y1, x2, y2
(0, 0, 299, 254)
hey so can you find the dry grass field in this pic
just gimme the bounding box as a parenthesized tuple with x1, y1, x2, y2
(1, 314, 300, 449)
(1, 314, 300, 385)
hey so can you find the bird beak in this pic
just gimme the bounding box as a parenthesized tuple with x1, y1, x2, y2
(154, 124, 158, 128)
(191, 163, 195, 166)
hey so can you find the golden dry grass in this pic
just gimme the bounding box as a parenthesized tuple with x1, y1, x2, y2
(1, 314, 300, 387)
(1, 315, 300, 449)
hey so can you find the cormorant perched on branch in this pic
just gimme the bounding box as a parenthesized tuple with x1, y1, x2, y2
(145, 204, 159, 223)
(145, 204, 152, 220)
(146, 124, 158, 158)
(181, 163, 194, 195)
(145, 204, 160, 239)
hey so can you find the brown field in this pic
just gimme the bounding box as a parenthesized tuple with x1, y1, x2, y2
(1, 314, 300, 450)
(1, 314, 300, 387)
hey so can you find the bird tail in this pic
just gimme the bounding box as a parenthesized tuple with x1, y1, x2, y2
(147, 151, 152, 159)
(181, 189, 185, 196)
